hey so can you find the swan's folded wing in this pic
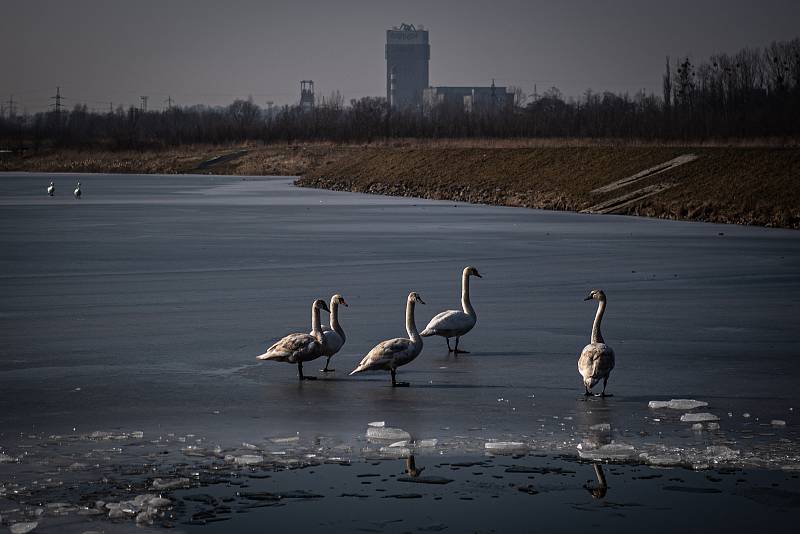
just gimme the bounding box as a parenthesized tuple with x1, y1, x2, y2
(579, 344, 615, 379)
(350, 338, 411, 373)
(258, 333, 316, 360)
(421, 310, 472, 336)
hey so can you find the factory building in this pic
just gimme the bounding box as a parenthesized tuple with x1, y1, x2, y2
(386, 23, 430, 110)
(423, 82, 513, 114)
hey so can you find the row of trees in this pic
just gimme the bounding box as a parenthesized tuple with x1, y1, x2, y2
(1, 38, 798, 149)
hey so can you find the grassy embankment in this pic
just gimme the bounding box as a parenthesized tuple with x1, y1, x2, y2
(2, 141, 798, 228)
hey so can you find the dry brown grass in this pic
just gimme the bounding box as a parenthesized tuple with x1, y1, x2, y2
(3, 141, 798, 228)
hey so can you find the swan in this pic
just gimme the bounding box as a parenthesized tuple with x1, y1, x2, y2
(47, 181, 55, 196)
(73, 181, 81, 199)
(421, 266, 482, 353)
(256, 298, 330, 380)
(578, 289, 615, 397)
(350, 292, 425, 387)
(315, 294, 348, 372)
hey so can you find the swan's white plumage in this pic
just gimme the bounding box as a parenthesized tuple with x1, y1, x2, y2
(350, 292, 424, 379)
(256, 299, 329, 368)
(577, 289, 615, 394)
(420, 310, 475, 337)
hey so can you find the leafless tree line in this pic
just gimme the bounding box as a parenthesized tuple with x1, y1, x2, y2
(1, 38, 798, 149)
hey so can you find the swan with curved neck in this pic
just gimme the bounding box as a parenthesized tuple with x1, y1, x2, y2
(315, 294, 348, 372)
(350, 292, 425, 387)
(73, 181, 81, 199)
(421, 266, 482, 353)
(577, 289, 615, 396)
(47, 181, 55, 196)
(257, 299, 330, 380)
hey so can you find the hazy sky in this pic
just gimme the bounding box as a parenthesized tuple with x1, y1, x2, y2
(2, 0, 799, 112)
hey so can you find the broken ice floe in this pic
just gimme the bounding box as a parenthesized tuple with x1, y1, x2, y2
(416, 439, 439, 448)
(366, 426, 411, 442)
(9, 522, 39, 534)
(589, 423, 611, 432)
(368, 421, 385, 427)
(577, 442, 636, 461)
(150, 477, 191, 490)
(484, 441, 527, 452)
(771, 420, 787, 427)
(649, 399, 708, 410)
(225, 454, 264, 466)
(680, 413, 720, 423)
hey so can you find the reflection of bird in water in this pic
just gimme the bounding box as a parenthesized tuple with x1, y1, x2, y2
(404, 455, 425, 477)
(584, 464, 608, 499)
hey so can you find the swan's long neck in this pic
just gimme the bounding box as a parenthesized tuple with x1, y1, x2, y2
(591, 299, 605, 344)
(311, 303, 324, 342)
(461, 272, 475, 318)
(406, 299, 421, 343)
(329, 300, 345, 342)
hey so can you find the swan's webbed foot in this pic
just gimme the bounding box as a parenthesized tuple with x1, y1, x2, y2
(297, 362, 316, 380)
(453, 349, 470, 354)
(598, 392, 613, 397)
(390, 369, 409, 387)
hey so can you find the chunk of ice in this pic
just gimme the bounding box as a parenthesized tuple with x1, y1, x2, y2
(368, 421, 385, 428)
(416, 439, 438, 448)
(388, 441, 408, 448)
(691, 423, 703, 431)
(130, 431, 144, 439)
(227, 454, 264, 466)
(707, 422, 720, 430)
(270, 436, 299, 443)
(680, 413, 719, 423)
(484, 441, 526, 451)
(649, 399, 709, 410)
(366, 427, 411, 442)
(704, 445, 739, 461)
(771, 419, 787, 427)
(150, 477, 191, 490)
(589, 423, 611, 432)
(578, 442, 636, 461)
(379, 446, 411, 457)
(0, 453, 15, 463)
(10, 522, 39, 534)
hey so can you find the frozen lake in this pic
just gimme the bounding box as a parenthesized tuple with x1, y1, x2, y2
(2, 172, 800, 531)
(1, 173, 799, 461)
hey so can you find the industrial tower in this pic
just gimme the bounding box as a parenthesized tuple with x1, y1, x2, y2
(385, 23, 429, 110)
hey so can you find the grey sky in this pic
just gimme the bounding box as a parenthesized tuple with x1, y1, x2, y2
(2, 0, 799, 112)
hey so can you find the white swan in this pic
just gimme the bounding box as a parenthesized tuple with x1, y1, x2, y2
(315, 294, 348, 372)
(73, 181, 81, 199)
(578, 289, 615, 397)
(47, 181, 55, 196)
(350, 292, 425, 387)
(256, 299, 330, 380)
(421, 266, 482, 353)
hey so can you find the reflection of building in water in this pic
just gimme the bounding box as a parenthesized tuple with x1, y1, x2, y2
(584, 464, 608, 499)
(423, 80, 513, 115)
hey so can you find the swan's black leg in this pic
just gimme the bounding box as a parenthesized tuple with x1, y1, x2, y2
(599, 376, 612, 397)
(584, 385, 592, 397)
(446, 338, 453, 352)
(453, 337, 470, 354)
(298, 362, 316, 380)
(320, 357, 334, 372)
(391, 369, 409, 387)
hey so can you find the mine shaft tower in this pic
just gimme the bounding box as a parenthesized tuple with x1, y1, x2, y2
(386, 23, 430, 111)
